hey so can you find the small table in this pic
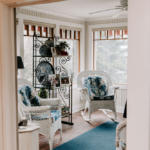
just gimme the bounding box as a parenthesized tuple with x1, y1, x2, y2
(18, 123, 40, 150)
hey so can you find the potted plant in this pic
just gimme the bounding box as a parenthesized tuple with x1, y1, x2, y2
(38, 88, 48, 99)
(55, 41, 70, 52)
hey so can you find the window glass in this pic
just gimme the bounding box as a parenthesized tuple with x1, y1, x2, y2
(62, 29, 65, 38)
(24, 36, 33, 83)
(29, 25, 35, 36)
(101, 31, 107, 39)
(95, 40, 128, 83)
(36, 26, 41, 36)
(115, 30, 122, 39)
(94, 31, 100, 39)
(71, 30, 74, 39)
(123, 30, 128, 38)
(67, 30, 70, 39)
(108, 30, 114, 39)
(42, 27, 46, 37)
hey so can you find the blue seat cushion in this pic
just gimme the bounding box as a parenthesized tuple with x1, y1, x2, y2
(84, 76, 107, 97)
(30, 110, 61, 123)
(91, 95, 114, 100)
(18, 85, 41, 107)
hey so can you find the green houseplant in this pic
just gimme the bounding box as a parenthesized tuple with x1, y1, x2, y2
(55, 41, 70, 52)
(38, 88, 48, 99)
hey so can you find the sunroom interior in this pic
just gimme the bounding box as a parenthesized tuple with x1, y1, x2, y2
(16, 1, 128, 149)
(1, 0, 150, 150)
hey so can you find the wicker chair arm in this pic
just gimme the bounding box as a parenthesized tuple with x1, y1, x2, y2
(116, 119, 127, 147)
(26, 106, 51, 113)
(40, 98, 61, 110)
(78, 88, 91, 102)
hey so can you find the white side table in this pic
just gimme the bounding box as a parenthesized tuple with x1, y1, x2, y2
(18, 123, 40, 150)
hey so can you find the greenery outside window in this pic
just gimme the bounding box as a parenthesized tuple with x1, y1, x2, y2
(93, 29, 128, 84)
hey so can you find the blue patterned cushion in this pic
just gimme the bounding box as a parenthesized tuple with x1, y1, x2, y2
(30, 89, 41, 106)
(30, 110, 61, 123)
(18, 85, 40, 106)
(84, 76, 107, 96)
(84, 76, 114, 101)
(18, 86, 32, 106)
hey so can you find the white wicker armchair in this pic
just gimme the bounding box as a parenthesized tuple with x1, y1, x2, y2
(116, 119, 127, 150)
(18, 78, 62, 150)
(77, 70, 119, 121)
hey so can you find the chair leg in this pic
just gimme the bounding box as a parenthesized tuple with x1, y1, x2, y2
(114, 103, 117, 120)
(49, 135, 53, 150)
(59, 128, 62, 140)
(88, 107, 91, 120)
(81, 104, 91, 121)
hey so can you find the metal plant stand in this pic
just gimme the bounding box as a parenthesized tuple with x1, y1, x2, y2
(33, 34, 74, 125)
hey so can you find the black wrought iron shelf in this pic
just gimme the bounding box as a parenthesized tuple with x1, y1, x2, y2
(33, 34, 74, 125)
(34, 84, 71, 90)
(33, 55, 72, 58)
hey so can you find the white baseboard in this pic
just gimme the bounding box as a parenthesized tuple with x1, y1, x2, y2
(116, 106, 124, 113)
(73, 104, 85, 113)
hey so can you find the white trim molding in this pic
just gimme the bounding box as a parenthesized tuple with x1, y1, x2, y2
(87, 18, 128, 25)
(17, 8, 85, 25)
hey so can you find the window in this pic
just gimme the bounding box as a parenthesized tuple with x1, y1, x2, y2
(59, 29, 80, 83)
(24, 24, 54, 83)
(93, 29, 128, 84)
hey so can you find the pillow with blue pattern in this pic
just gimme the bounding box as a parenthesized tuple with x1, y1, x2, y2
(18, 85, 40, 107)
(19, 86, 31, 107)
(30, 88, 41, 106)
(83, 76, 107, 98)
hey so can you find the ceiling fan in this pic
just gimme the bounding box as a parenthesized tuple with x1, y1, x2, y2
(89, 0, 128, 18)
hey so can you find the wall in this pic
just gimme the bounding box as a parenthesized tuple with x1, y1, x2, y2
(16, 7, 86, 113)
(0, 4, 18, 150)
(127, 0, 150, 149)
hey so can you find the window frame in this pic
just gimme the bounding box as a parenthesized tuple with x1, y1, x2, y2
(93, 29, 128, 85)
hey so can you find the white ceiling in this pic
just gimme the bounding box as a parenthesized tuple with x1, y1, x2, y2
(28, 0, 127, 19)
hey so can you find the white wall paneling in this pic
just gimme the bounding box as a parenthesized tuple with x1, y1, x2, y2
(116, 89, 127, 113)
(127, 0, 150, 149)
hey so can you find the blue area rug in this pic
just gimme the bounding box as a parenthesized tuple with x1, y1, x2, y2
(54, 121, 118, 150)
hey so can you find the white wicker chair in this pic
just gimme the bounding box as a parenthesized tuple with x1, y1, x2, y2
(116, 120, 127, 150)
(18, 78, 62, 150)
(77, 70, 119, 121)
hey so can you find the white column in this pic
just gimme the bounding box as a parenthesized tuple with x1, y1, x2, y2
(0, 3, 18, 150)
(127, 0, 150, 150)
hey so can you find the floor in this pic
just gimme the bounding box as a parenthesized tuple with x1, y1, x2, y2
(39, 110, 124, 150)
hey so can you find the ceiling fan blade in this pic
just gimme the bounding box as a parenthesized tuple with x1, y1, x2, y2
(89, 8, 117, 14)
(111, 10, 125, 18)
